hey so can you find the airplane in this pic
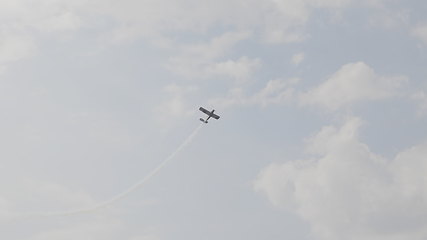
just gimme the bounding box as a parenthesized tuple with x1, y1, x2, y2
(199, 107, 220, 123)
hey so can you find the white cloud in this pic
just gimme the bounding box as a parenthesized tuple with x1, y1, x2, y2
(299, 62, 407, 111)
(0, 175, 159, 240)
(252, 78, 299, 106)
(0, 0, 392, 71)
(205, 57, 261, 83)
(72, 0, 358, 45)
(0, 0, 381, 73)
(34, 11, 83, 33)
(154, 84, 198, 126)
(19, 213, 159, 240)
(411, 91, 427, 116)
(291, 52, 305, 66)
(0, 0, 87, 69)
(263, 27, 308, 44)
(261, 0, 349, 44)
(0, 177, 95, 219)
(166, 31, 260, 82)
(0, 197, 14, 218)
(412, 23, 427, 45)
(129, 234, 161, 240)
(210, 78, 298, 109)
(0, 32, 36, 64)
(25, 220, 122, 240)
(368, 9, 409, 29)
(177, 31, 252, 61)
(255, 117, 427, 240)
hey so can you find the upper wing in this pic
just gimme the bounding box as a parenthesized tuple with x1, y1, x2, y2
(199, 107, 210, 115)
(211, 113, 220, 119)
(199, 107, 220, 120)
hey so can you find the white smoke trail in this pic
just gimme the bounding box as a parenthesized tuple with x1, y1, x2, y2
(21, 124, 203, 218)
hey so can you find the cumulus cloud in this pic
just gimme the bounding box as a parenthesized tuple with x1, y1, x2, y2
(411, 91, 427, 116)
(262, 22, 308, 44)
(129, 234, 161, 240)
(22, 216, 159, 240)
(368, 8, 409, 29)
(412, 23, 427, 45)
(210, 62, 410, 112)
(299, 62, 407, 111)
(0, 0, 86, 69)
(0, 177, 95, 220)
(204, 57, 261, 82)
(254, 117, 427, 240)
(154, 84, 198, 126)
(38, 0, 365, 46)
(89, 0, 354, 44)
(261, 0, 354, 43)
(209, 78, 299, 109)
(0, 32, 36, 64)
(24, 220, 122, 240)
(291, 52, 305, 66)
(0, 0, 397, 71)
(0, 0, 384, 74)
(0, 174, 160, 240)
(166, 31, 261, 82)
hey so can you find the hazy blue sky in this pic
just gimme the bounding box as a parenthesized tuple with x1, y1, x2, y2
(1, 0, 427, 239)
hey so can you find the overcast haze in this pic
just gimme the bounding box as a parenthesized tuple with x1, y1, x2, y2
(1, 0, 427, 239)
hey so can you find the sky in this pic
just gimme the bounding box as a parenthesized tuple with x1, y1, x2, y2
(0, 0, 427, 239)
